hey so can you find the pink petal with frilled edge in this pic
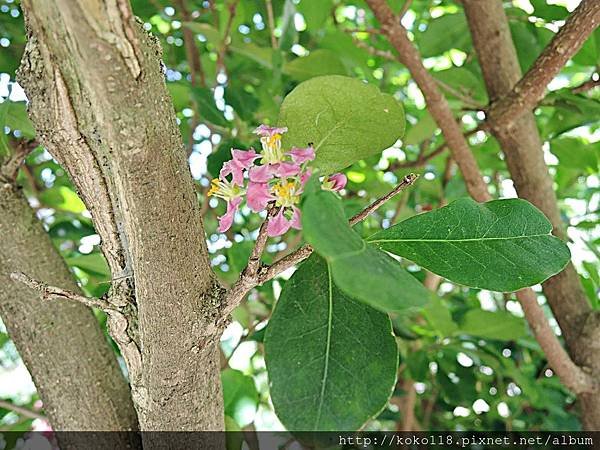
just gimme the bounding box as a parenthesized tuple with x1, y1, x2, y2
(267, 209, 292, 237)
(249, 164, 273, 183)
(288, 146, 315, 164)
(217, 197, 242, 232)
(246, 182, 274, 212)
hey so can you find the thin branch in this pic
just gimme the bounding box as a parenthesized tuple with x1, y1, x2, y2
(10, 272, 114, 311)
(388, 127, 481, 171)
(398, 0, 413, 20)
(573, 74, 600, 94)
(257, 173, 419, 285)
(364, 0, 490, 202)
(486, 0, 600, 131)
(435, 78, 486, 110)
(176, 0, 206, 88)
(352, 38, 396, 60)
(349, 173, 418, 225)
(516, 289, 597, 394)
(0, 139, 38, 183)
(246, 206, 279, 274)
(0, 400, 45, 421)
(265, 0, 278, 49)
(216, 0, 240, 73)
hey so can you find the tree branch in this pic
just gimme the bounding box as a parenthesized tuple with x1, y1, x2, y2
(364, 0, 490, 202)
(222, 174, 419, 314)
(486, 0, 600, 131)
(516, 289, 596, 394)
(0, 400, 46, 421)
(257, 173, 419, 285)
(10, 272, 114, 311)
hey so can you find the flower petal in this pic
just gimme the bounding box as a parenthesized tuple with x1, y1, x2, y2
(220, 159, 245, 186)
(272, 162, 301, 178)
(232, 149, 260, 168)
(267, 209, 292, 237)
(290, 207, 302, 230)
(288, 146, 315, 164)
(248, 164, 273, 183)
(217, 197, 242, 233)
(246, 182, 274, 212)
(323, 173, 347, 192)
(254, 124, 288, 137)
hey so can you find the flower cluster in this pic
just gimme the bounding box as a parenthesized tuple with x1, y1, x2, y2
(208, 125, 347, 236)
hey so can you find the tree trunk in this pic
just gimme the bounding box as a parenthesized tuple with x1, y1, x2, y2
(0, 183, 139, 444)
(18, 0, 225, 434)
(462, 0, 600, 430)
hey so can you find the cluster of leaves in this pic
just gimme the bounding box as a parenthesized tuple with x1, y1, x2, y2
(0, 0, 598, 434)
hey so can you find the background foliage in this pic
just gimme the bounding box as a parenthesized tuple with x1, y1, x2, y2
(0, 0, 598, 433)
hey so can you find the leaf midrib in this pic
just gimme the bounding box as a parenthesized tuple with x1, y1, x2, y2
(368, 233, 551, 244)
(314, 264, 334, 429)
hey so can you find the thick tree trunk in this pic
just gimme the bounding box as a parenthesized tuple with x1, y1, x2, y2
(462, 0, 600, 430)
(18, 0, 225, 434)
(0, 183, 139, 442)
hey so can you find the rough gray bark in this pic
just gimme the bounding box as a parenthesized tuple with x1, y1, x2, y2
(0, 183, 139, 438)
(463, 0, 600, 430)
(18, 0, 225, 433)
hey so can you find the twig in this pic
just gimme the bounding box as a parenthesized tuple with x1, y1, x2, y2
(343, 27, 382, 35)
(0, 400, 45, 421)
(216, 0, 240, 73)
(398, 0, 413, 20)
(352, 38, 396, 60)
(573, 74, 599, 94)
(435, 78, 486, 110)
(349, 173, 418, 225)
(265, 0, 278, 49)
(389, 127, 481, 171)
(257, 173, 419, 285)
(221, 174, 419, 316)
(0, 139, 38, 183)
(221, 206, 278, 316)
(486, 0, 600, 130)
(10, 272, 114, 311)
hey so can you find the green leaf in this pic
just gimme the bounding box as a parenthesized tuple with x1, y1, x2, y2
(302, 190, 429, 313)
(406, 349, 429, 382)
(183, 22, 221, 43)
(65, 253, 110, 279)
(39, 186, 87, 213)
(297, 0, 333, 30)
(221, 369, 259, 428)
(530, 0, 569, 21)
(264, 255, 398, 431)
(550, 138, 599, 173)
(417, 14, 471, 57)
(423, 296, 458, 337)
(283, 50, 348, 82)
(0, 101, 35, 139)
(459, 309, 527, 341)
(279, 0, 297, 51)
(191, 87, 229, 128)
(404, 112, 436, 146)
(367, 198, 571, 292)
(278, 75, 405, 174)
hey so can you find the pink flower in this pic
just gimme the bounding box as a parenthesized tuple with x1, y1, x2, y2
(323, 173, 347, 192)
(247, 182, 274, 212)
(248, 164, 273, 183)
(267, 209, 293, 237)
(300, 169, 312, 188)
(232, 149, 260, 167)
(290, 207, 302, 230)
(254, 124, 288, 137)
(220, 149, 260, 186)
(217, 197, 242, 233)
(272, 162, 301, 178)
(288, 146, 315, 164)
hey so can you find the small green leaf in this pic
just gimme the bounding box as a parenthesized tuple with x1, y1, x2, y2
(278, 75, 405, 174)
(221, 369, 259, 428)
(283, 50, 348, 81)
(459, 309, 527, 341)
(39, 186, 87, 213)
(417, 13, 471, 57)
(265, 256, 398, 431)
(302, 190, 429, 313)
(368, 198, 571, 292)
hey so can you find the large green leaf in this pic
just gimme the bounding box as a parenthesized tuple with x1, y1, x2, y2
(264, 256, 398, 431)
(302, 190, 429, 313)
(278, 75, 405, 174)
(417, 13, 471, 57)
(367, 198, 571, 292)
(459, 309, 527, 341)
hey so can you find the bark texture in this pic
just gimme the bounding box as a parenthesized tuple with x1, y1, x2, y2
(0, 183, 138, 438)
(463, 0, 600, 429)
(18, 0, 225, 433)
